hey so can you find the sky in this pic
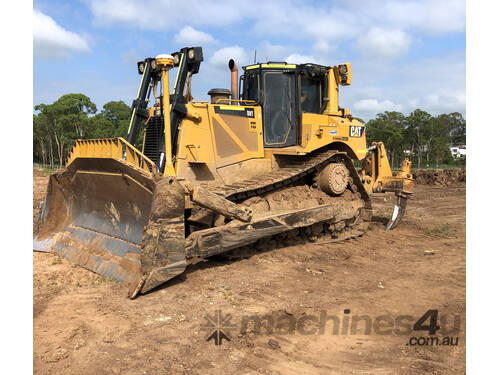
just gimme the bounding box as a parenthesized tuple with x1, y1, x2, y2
(33, 0, 465, 121)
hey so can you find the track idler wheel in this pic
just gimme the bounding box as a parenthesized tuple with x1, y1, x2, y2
(317, 163, 349, 196)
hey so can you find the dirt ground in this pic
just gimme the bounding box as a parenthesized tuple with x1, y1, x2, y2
(33, 172, 466, 375)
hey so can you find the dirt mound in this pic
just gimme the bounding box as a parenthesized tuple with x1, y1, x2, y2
(413, 168, 466, 186)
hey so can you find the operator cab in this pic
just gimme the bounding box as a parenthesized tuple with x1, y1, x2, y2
(240, 63, 329, 148)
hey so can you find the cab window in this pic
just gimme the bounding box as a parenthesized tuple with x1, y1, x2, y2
(244, 73, 259, 102)
(300, 77, 322, 114)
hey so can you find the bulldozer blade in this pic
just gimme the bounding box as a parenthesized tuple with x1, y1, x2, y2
(34, 158, 161, 285)
(385, 194, 407, 230)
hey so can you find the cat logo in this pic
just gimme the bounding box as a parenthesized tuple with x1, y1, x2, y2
(349, 125, 365, 138)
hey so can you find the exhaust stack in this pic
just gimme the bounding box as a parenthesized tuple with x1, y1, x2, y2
(228, 59, 238, 104)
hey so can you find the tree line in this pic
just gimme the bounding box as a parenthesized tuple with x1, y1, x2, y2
(363, 110, 466, 168)
(33, 94, 132, 169)
(33, 93, 466, 169)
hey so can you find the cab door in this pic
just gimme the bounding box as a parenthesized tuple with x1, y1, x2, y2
(262, 71, 297, 147)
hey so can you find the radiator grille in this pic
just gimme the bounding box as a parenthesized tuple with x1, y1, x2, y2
(143, 116, 164, 170)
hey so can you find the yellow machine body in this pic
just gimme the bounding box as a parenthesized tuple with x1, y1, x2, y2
(170, 102, 369, 185)
(34, 47, 413, 296)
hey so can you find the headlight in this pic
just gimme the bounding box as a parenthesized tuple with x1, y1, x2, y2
(188, 48, 195, 59)
(339, 64, 347, 75)
(150, 59, 157, 70)
(173, 53, 180, 65)
(138, 61, 145, 74)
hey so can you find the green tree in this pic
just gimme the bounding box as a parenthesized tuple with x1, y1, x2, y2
(421, 116, 446, 163)
(33, 114, 49, 165)
(34, 105, 57, 168)
(101, 101, 130, 127)
(436, 112, 466, 145)
(35, 94, 97, 168)
(405, 109, 432, 168)
(430, 136, 452, 166)
(366, 111, 406, 167)
(55, 93, 97, 138)
(88, 101, 131, 139)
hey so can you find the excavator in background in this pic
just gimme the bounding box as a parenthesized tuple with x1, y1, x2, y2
(34, 46, 413, 298)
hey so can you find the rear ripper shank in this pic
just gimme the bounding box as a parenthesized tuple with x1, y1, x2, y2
(34, 47, 414, 298)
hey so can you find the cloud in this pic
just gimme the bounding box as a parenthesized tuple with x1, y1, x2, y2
(255, 41, 288, 63)
(88, 1, 464, 64)
(209, 46, 250, 69)
(356, 28, 411, 59)
(285, 54, 317, 64)
(33, 10, 90, 60)
(121, 48, 141, 65)
(342, 51, 465, 120)
(298, 9, 358, 41)
(90, 0, 242, 30)
(376, 0, 465, 34)
(41, 0, 463, 118)
(313, 40, 332, 53)
(249, 3, 359, 50)
(174, 26, 216, 45)
(394, 52, 466, 114)
(421, 91, 466, 113)
(353, 99, 403, 113)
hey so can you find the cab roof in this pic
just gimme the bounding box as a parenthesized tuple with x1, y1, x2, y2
(243, 62, 329, 71)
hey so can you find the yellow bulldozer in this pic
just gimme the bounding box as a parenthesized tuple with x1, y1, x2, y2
(34, 46, 413, 298)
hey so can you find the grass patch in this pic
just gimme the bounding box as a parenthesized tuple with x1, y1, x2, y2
(41, 168, 58, 175)
(98, 276, 119, 283)
(51, 255, 62, 265)
(411, 165, 465, 172)
(423, 224, 452, 237)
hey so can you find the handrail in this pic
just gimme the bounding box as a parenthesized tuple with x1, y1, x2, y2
(66, 137, 156, 175)
(214, 98, 258, 105)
